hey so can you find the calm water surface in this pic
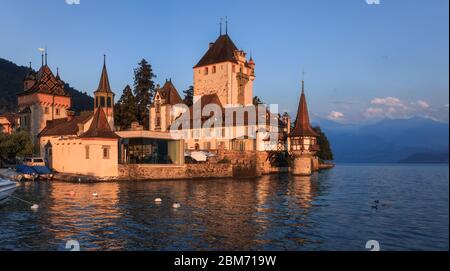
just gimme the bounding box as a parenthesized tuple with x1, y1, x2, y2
(0, 164, 448, 251)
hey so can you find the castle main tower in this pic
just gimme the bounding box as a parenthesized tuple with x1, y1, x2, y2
(193, 33, 255, 107)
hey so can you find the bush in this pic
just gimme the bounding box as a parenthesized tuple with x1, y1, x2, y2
(218, 157, 231, 164)
(0, 130, 34, 160)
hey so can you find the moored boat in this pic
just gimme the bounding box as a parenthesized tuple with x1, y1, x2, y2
(0, 178, 18, 203)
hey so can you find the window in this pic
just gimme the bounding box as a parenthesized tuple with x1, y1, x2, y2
(95, 97, 98, 108)
(156, 117, 161, 127)
(45, 107, 49, 114)
(212, 66, 216, 74)
(107, 97, 112, 108)
(100, 96, 106, 107)
(204, 67, 209, 75)
(155, 102, 161, 113)
(55, 108, 60, 116)
(85, 146, 90, 159)
(232, 65, 236, 73)
(204, 142, 211, 150)
(102, 146, 110, 159)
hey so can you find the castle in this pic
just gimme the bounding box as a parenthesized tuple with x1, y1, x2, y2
(3, 29, 320, 178)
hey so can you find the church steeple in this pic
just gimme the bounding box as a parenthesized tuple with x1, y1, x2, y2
(94, 55, 115, 130)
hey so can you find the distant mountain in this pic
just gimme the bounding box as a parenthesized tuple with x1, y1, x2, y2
(0, 58, 93, 114)
(315, 117, 449, 163)
(399, 152, 449, 164)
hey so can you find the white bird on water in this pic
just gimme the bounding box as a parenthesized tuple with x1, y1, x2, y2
(154, 198, 162, 203)
(31, 204, 39, 210)
(172, 202, 181, 209)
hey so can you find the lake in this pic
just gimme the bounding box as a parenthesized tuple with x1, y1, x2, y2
(0, 164, 448, 251)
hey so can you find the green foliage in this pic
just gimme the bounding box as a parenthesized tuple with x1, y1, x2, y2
(114, 85, 138, 130)
(0, 130, 33, 160)
(218, 157, 231, 164)
(183, 85, 194, 107)
(269, 151, 292, 167)
(253, 96, 263, 106)
(133, 59, 156, 129)
(313, 127, 334, 161)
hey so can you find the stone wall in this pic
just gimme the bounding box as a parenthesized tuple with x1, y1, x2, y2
(118, 163, 232, 180)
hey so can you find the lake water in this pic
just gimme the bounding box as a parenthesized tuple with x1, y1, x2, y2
(0, 164, 448, 251)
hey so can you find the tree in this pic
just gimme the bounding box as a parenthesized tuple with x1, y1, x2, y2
(114, 85, 137, 130)
(253, 96, 263, 106)
(0, 130, 33, 161)
(133, 59, 156, 129)
(313, 127, 334, 161)
(183, 85, 194, 107)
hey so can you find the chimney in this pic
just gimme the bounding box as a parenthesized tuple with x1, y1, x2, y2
(209, 42, 214, 49)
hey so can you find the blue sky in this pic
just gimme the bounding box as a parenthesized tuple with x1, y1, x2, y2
(1, 0, 448, 123)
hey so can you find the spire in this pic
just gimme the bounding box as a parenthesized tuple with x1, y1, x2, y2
(225, 16, 228, 35)
(220, 17, 223, 36)
(95, 55, 112, 93)
(45, 47, 48, 66)
(56, 67, 60, 79)
(301, 70, 305, 94)
(290, 78, 319, 137)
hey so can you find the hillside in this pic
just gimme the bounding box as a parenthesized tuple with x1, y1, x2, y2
(0, 58, 93, 113)
(316, 117, 449, 163)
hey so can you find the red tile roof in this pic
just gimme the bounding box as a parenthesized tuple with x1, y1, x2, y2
(94, 61, 113, 94)
(80, 108, 119, 139)
(290, 82, 319, 137)
(18, 65, 70, 97)
(194, 34, 239, 68)
(38, 112, 93, 137)
(155, 80, 183, 105)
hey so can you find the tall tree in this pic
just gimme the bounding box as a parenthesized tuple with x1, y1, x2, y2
(114, 85, 137, 130)
(313, 126, 334, 161)
(183, 85, 194, 107)
(133, 59, 156, 129)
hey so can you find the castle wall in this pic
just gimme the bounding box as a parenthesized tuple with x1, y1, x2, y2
(40, 136, 119, 178)
(118, 163, 233, 180)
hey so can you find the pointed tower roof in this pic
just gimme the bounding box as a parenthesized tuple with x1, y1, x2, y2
(155, 80, 183, 105)
(194, 34, 239, 68)
(95, 56, 113, 94)
(80, 108, 119, 139)
(18, 64, 69, 97)
(291, 80, 319, 137)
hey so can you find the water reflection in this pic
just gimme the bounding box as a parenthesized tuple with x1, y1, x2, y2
(2, 165, 446, 250)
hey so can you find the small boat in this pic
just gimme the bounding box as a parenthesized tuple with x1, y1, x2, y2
(0, 178, 18, 203)
(32, 166, 53, 180)
(15, 165, 38, 181)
